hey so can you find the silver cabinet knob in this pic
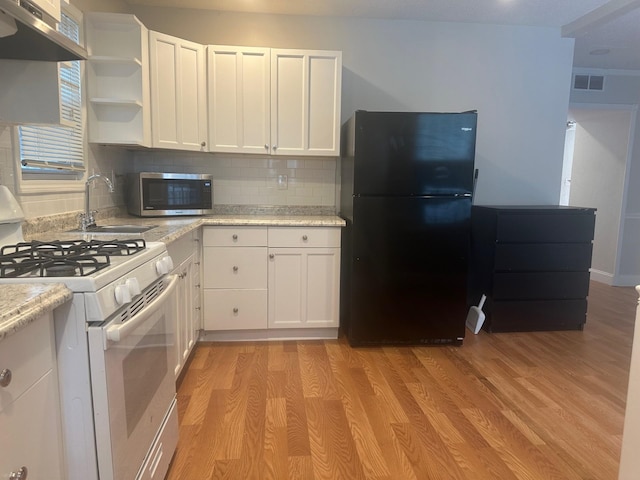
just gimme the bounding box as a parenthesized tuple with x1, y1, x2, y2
(264, 144, 269, 150)
(0, 368, 12, 387)
(302, 235, 308, 241)
(269, 254, 274, 259)
(233, 266, 239, 272)
(232, 234, 238, 241)
(273, 145, 278, 150)
(201, 141, 206, 147)
(10, 467, 28, 480)
(233, 307, 239, 314)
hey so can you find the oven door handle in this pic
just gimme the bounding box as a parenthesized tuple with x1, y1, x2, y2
(106, 274, 178, 343)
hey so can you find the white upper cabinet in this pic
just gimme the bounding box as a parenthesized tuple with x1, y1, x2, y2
(150, 31, 207, 151)
(85, 13, 151, 146)
(207, 46, 271, 154)
(271, 49, 342, 156)
(208, 46, 342, 156)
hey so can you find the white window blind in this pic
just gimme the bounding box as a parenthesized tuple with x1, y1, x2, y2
(19, 11, 85, 176)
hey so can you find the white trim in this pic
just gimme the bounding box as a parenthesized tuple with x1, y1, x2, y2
(572, 67, 640, 77)
(590, 269, 614, 285)
(199, 327, 339, 342)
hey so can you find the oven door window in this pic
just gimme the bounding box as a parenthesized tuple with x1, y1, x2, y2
(89, 284, 176, 480)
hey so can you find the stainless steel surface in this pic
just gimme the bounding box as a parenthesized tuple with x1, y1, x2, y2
(126, 172, 214, 217)
(80, 174, 114, 231)
(0, 368, 11, 387)
(9, 466, 27, 479)
(0, 0, 87, 61)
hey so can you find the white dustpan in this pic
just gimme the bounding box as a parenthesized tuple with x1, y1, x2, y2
(465, 294, 486, 334)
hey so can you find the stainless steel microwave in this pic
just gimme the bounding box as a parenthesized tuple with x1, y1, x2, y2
(127, 172, 214, 217)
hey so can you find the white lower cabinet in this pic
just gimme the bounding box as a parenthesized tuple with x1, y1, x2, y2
(166, 230, 201, 378)
(202, 225, 341, 337)
(268, 228, 340, 329)
(0, 312, 65, 480)
(202, 227, 268, 331)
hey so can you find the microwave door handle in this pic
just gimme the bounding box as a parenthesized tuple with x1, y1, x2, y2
(105, 274, 178, 344)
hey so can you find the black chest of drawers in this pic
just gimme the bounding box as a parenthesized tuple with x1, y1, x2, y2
(469, 205, 596, 332)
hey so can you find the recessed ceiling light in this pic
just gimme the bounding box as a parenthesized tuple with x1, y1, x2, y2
(589, 48, 611, 55)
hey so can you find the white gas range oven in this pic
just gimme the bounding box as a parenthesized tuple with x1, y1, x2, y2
(0, 187, 179, 480)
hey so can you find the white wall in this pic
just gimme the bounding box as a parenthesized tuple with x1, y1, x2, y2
(130, 7, 576, 206)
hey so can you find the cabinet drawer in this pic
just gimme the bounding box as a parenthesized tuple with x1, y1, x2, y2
(0, 372, 64, 479)
(0, 314, 54, 414)
(494, 243, 593, 271)
(203, 247, 267, 288)
(203, 227, 267, 247)
(203, 289, 267, 330)
(268, 227, 341, 248)
(492, 271, 591, 300)
(496, 213, 595, 243)
(487, 299, 587, 332)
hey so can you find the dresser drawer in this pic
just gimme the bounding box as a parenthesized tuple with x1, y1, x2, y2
(496, 212, 595, 243)
(203, 227, 267, 247)
(492, 271, 591, 300)
(0, 314, 54, 414)
(487, 299, 587, 332)
(268, 227, 341, 248)
(494, 243, 593, 271)
(203, 247, 267, 289)
(203, 289, 267, 330)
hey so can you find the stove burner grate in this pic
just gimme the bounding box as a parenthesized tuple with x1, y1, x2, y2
(0, 239, 146, 278)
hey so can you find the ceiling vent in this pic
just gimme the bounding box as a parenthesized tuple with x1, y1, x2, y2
(573, 74, 605, 91)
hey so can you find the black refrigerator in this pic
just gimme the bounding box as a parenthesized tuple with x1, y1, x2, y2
(339, 110, 478, 346)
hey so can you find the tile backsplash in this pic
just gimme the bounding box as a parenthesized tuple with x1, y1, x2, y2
(133, 151, 338, 208)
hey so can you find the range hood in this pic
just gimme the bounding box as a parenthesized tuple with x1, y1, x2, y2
(0, 0, 86, 61)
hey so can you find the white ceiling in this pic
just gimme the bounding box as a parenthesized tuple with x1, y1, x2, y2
(125, 0, 640, 71)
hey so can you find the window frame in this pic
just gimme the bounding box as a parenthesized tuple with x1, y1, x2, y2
(13, 2, 87, 194)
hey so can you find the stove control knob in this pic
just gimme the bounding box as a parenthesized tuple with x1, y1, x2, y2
(126, 278, 141, 297)
(115, 284, 132, 305)
(155, 256, 174, 275)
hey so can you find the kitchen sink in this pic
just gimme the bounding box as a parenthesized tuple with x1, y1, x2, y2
(68, 225, 157, 234)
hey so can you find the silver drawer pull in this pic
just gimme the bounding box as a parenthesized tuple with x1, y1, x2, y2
(269, 254, 274, 259)
(302, 235, 308, 241)
(232, 234, 238, 241)
(10, 466, 28, 480)
(233, 266, 239, 272)
(0, 368, 12, 388)
(233, 307, 239, 314)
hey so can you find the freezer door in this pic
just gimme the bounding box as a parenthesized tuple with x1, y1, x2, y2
(346, 196, 470, 345)
(353, 111, 477, 196)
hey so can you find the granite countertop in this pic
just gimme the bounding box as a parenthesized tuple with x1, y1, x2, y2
(26, 212, 346, 245)
(0, 284, 73, 343)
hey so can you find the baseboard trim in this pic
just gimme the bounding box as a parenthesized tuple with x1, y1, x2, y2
(199, 327, 339, 342)
(590, 269, 614, 285)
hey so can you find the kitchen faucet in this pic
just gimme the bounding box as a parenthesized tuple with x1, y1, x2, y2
(79, 173, 114, 231)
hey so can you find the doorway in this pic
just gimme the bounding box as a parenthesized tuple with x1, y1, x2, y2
(562, 104, 637, 285)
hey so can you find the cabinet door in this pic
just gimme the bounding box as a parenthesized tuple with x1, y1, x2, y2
(0, 373, 65, 480)
(150, 31, 207, 151)
(173, 256, 195, 378)
(208, 46, 271, 154)
(268, 248, 340, 328)
(271, 49, 342, 156)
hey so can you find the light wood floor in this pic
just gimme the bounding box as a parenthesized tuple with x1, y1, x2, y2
(166, 282, 638, 480)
